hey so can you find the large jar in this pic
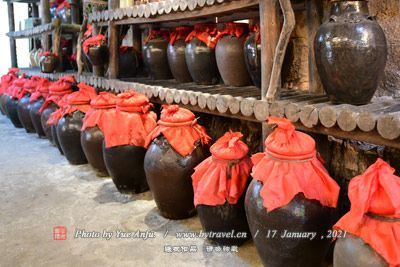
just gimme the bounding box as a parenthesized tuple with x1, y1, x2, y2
(83, 35, 108, 77)
(215, 22, 251, 87)
(47, 98, 68, 156)
(244, 23, 261, 88)
(0, 94, 8, 116)
(29, 79, 50, 138)
(102, 91, 157, 193)
(314, 1, 387, 105)
(333, 159, 400, 267)
(56, 83, 96, 165)
(6, 78, 26, 128)
(17, 78, 41, 133)
(119, 47, 139, 78)
(144, 105, 210, 219)
(143, 29, 172, 80)
(185, 24, 220, 85)
(0, 70, 17, 116)
(245, 117, 340, 267)
(81, 92, 117, 177)
(192, 132, 251, 246)
(167, 26, 193, 83)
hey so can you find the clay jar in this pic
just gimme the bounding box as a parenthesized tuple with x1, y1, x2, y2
(185, 24, 220, 85)
(87, 45, 109, 76)
(314, 1, 387, 105)
(102, 92, 157, 193)
(143, 29, 172, 80)
(52, 124, 64, 155)
(29, 97, 46, 138)
(17, 93, 36, 133)
(244, 23, 261, 88)
(144, 105, 210, 219)
(0, 94, 9, 116)
(118, 47, 139, 78)
(215, 23, 251, 87)
(39, 54, 59, 73)
(41, 102, 58, 144)
(6, 95, 23, 128)
(167, 26, 193, 83)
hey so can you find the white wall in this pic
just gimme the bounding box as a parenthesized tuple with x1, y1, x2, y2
(0, 2, 30, 74)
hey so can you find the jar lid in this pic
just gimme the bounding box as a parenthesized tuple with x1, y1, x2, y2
(67, 91, 91, 105)
(91, 92, 117, 108)
(159, 104, 195, 123)
(210, 131, 248, 160)
(265, 117, 316, 160)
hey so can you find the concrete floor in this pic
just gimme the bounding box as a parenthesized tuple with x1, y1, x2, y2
(0, 115, 261, 267)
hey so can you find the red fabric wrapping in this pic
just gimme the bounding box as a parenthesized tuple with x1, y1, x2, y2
(70, 53, 77, 61)
(83, 34, 106, 54)
(169, 26, 193, 45)
(101, 90, 157, 148)
(250, 23, 261, 44)
(145, 105, 211, 157)
(334, 158, 400, 267)
(39, 77, 75, 113)
(29, 79, 51, 103)
(144, 29, 170, 45)
(192, 131, 252, 206)
(214, 22, 248, 43)
(61, 82, 97, 116)
(46, 94, 69, 125)
(84, 24, 93, 38)
(0, 68, 19, 95)
(185, 23, 218, 49)
(10, 77, 28, 99)
(81, 92, 117, 131)
(56, 0, 70, 12)
(251, 117, 340, 211)
(40, 51, 58, 57)
(17, 76, 43, 100)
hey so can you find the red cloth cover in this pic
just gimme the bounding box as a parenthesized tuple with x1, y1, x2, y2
(169, 26, 193, 45)
(40, 51, 58, 57)
(9, 77, 28, 99)
(30, 79, 51, 103)
(83, 34, 106, 54)
(81, 92, 117, 131)
(144, 29, 170, 45)
(39, 76, 75, 113)
(46, 94, 69, 125)
(192, 131, 252, 206)
(185, 23, 218, 49)
(56, 0, 70, 12)
(0, 68, 19, 95)
(101, 90, 157, 148)
(17, 76, 43, 100)
(334, 158, 400, 267)
(250, 23, 261, 44)
(214, 22, 248, 43)
(145, 105, 211, 157)
(62, 82, 97, 116)
(84, 24, 93, 38)
(251, 117, 340, 211)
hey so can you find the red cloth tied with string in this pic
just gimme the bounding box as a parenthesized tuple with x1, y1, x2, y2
(334, 158, 400, 267)
(29, 79, 51, 103)
(9, 77, 28, 99)
(214, 22, 248, 43)
(101, 90, 157, 148)
(61, 82, 97, 116)
(83, 34, 106, 54)
(249, 23, 261, 44)
(0, 68, 19, 95)
(192, 131, 252, 206)
(169, 26, 193, 45)
(144, 29, 170, 45)
(17, 76, 42, 100)
(56, 0, 70, 12)
(84, 24, 93, 38)
(251, 117, 340, 212)
(185, 23, 218, 49)
(46, 94, 69, 125)
(39, 76, 75, 113)
(145, 105, 211, 157)
(81, 92, 117, 132)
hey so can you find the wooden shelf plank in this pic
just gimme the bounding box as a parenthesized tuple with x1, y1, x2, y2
(7, 23, 81, 39)
(17, 68, 400, 148)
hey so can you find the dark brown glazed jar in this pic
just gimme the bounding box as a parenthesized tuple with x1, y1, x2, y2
(167, 26, 193, 83)
(118, 47, 139, 78)
(143, 29, 172, 80)
(185, 24, 220, 85)
(29, 98, 46, 138)
(315, 1, 387, 105)
(87, 45, 109, 66)
(40, 103, 58, 144)
(215, 23, 251, 87)
(334, 232, 389, 267)
(81, 126, 108, 177)
(6, 96, 23, 128)
(145, 136, 208, 219)
(39, 54, 59, 73)
(246, 183, 335, 267)
(17, 94, 36, 133)
(57, 110, 87, 165)
(52, 124, 64, 155)
(0, 94, 7, 116)
(244, 24, 261, 88)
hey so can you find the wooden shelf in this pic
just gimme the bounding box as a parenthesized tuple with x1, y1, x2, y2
(3, 0, 40, 3)
(7, 23, 81, 39)
(18, 68, 400, 149)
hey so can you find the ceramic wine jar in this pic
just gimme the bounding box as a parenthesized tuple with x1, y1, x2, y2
(39, 54, 59, 73)
(215, 23, 251, 87)
(143, 30, 172, 80)
(6, 96, 23, 128)
(41, 103, 58, 144)
(185, 24, 220, 85)
(167, 26, 193, 83)
(87, 45, 109, 77)
(29, 98, 46, 138)
(17, 94, 36, 133)
(244, 24, 261, 88)
(0, 94, 8, 116)
(118, 47, 139, 78)
(314, 0, 387, 105)
(145, 136, 208, 219)
(81, 126, 108, 176)
(52, 124, 64, 155)
(57, 110, 87, 165)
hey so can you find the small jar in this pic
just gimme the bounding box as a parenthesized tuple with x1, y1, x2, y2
(118, 47, 139, 78)
(83, 35, 108, 76)
(39, 52, 59, 74)
(244, 23, 261, 88)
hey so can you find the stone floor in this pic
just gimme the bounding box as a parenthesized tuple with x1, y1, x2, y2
(0, 115, 261, 267)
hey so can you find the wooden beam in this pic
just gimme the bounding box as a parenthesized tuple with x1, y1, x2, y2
(7, 2, 17, 67)
(108, 0, 120, 79)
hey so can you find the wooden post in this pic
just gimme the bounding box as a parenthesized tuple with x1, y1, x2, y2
(7, 2, 17, 68)
(259, 0, 280, 144)
(40, 0, 51, 52)
(52, 18, 63, 72)
(108, 0, 120, 79)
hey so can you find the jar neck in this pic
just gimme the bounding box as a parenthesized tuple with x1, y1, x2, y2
(330, 1, 369, 17)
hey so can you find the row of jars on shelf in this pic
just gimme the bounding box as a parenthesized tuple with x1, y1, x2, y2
(0, 70, 398, 267)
